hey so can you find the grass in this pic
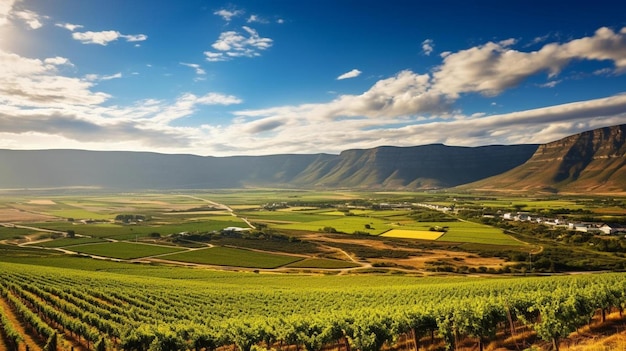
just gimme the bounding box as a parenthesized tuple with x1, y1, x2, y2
(238, 210, 337, 223)
(432, 221, 523, 246)
(276, 216, 392, 235)
(381, 229, 444, 240)
(68, 242, 187, 259)
(160, 246, 303, 268)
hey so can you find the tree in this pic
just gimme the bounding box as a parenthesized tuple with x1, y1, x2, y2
(67, 230, 75, 238)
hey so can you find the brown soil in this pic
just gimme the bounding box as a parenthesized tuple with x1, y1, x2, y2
(0, 296, 43, 351)
(304, 234, 509, 271)
(374, 250, 509, 270)
(0, 209, 57, 222)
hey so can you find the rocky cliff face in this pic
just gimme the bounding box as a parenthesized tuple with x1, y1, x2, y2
(465, 124, 626, 193)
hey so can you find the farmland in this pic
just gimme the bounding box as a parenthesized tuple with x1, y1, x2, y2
(0, 190, 624, 274)
(2, 260, 626, 351)
(0, 190, 625, 351)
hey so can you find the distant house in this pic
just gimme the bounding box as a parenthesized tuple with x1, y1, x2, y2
(599, 223, 626, 235)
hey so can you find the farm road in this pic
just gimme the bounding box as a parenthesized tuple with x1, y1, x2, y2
(179, 195, 256, 229)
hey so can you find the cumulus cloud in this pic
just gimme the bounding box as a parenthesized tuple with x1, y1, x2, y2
(2, 22, 626, 156)
(0, 47, 245, 152)
(214, 9, 243, 22)
(432, 27, 626, 97)
(72, 30, 148, 45)
(0, 50, 109, 107)
(205, 26, 272, 61)
(1, 0, 47, 29)
(0, 0, 16, 26)
(422, 39, 434, 55)
(337, 69, 362, 80)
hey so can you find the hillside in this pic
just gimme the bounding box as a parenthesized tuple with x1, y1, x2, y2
(465, 124, 626, 193)
(0, 144, 537, 190)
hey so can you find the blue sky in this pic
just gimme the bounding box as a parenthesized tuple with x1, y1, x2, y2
(1, 0, 626, 156)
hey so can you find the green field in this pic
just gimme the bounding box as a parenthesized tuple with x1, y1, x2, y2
(25, 219, 249, 240)
(431, 221, 522, 245)
(161, 246, 303, 268)
(0, 226, 39, 240)
(68, 242, 187, 259)
(276, 216, 393, 235)
(34, 237, 108, 248)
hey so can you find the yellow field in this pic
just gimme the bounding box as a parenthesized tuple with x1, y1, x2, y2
(381, 229, 444, 240)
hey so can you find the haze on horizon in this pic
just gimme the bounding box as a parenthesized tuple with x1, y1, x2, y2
(1, 0, 626, 156)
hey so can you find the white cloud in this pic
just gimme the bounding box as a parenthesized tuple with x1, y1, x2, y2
(337, 69, 362, 80)
(123, 34, 147, 42)
(214, 9, 243, 22)
(2, 23, 626, 156)
(180, 62, 206, 75)
(538, 80, 560, 88)
(151, 93, 242, 124)
(0, 0, 17, 27)
(247, 15, 268, 24)
(12, 9, 44, 29)
(72, 30, 148, 45)
(1, 1, 47, 29)
(422, 39, 434, 55)
(207, 26, 272, 61)
(55, 22, 83, 31)
(277, 18, 284, 24)
(0, 49, 109, 107)
(433, 27, 626, 97)
(44, 56, 73, 67)
(204, 51, 226, 62)
(84, 73, 122, 81)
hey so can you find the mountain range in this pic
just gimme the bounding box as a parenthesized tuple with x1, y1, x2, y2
(1, 124, 624, 193)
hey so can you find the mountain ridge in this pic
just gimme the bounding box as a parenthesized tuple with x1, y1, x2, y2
(463, 124, 626, 193)
(2, 124, 625, 193)
(0, 144, 537, 190)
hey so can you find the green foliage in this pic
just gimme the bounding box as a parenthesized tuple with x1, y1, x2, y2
(69, 242, 186, 259)
(3, 262, 626, 351)
(162, 246, 303, 268)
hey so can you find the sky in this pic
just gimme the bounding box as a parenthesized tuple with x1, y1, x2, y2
(2, 0, 626, 156)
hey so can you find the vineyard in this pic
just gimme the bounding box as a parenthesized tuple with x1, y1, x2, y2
(1, 261, 626, 351)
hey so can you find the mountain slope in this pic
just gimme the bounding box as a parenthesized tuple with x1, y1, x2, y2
(291, 144, 539, 189)
(0, 144, 538, 190)
(464, 124, 626, 193)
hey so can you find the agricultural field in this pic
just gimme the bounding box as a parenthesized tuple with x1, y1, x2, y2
(0, 190, 626, 351)
(0, 190, 624, 274)
(160, 246, 303, 268)
(381, 229, 444, 240)
(2, 261, 626, 351)
(67, 242, 187, 260)
(35, 237, 107, 248)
